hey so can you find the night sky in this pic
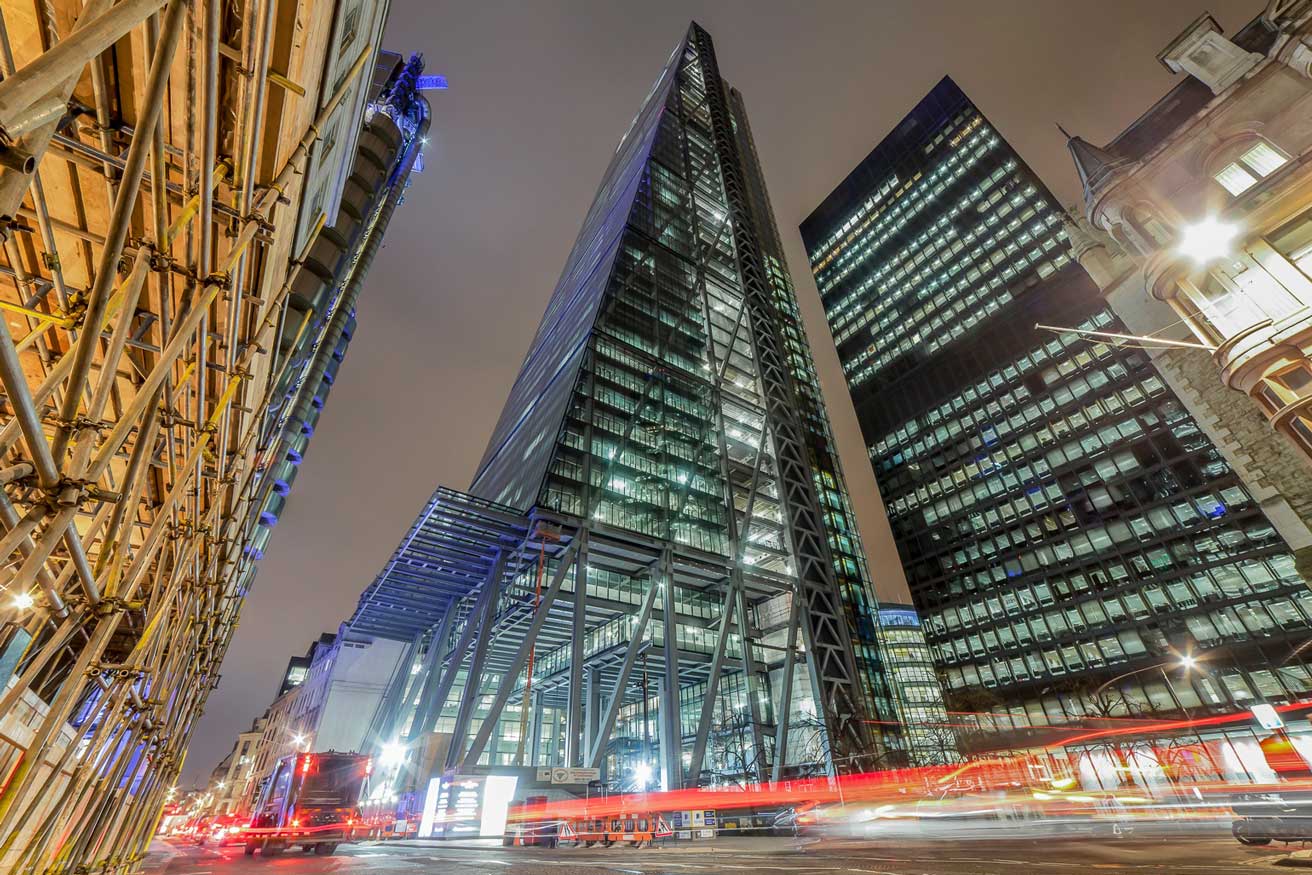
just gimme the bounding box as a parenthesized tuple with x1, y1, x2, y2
(184, 0, 1260, 785)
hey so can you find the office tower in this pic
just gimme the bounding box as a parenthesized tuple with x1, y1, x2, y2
(352, 26, 946, 817)
(801, 77, 1312, 743)
(0, 0, 427, 866)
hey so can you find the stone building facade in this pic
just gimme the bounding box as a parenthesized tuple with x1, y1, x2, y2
(1066, 3, 1312, 575)
(1069, 215, 1312, 576)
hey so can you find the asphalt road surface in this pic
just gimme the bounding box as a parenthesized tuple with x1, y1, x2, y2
(147, 833, 1312, 874)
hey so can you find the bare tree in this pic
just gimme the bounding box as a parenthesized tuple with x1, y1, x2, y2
(1061, 678, 1149, 788)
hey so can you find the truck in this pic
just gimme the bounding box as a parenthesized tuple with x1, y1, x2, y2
(243, 751, 371, 857)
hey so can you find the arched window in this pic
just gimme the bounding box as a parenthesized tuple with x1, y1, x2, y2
(1109, 223, 1135, 254)
(1125, 205, 1174, 248)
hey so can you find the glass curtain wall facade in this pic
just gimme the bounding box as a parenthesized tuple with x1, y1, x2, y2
(468, 24, 947, 768)
(801, 77, 1312, 740)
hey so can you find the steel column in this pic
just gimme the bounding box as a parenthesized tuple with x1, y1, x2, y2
(735, 580, 768, 782)
(585, 665, 601, 760)
(690, 24, 874, 765)
(370, 632, 422, 746)
(589, 572, 659, 769)
(565, 530, 588, 766)
(658, 547, 681, 790)
(528, 690, 544, 766)
(687, 576, 739, 785)
(460, 543, 578, 770)
(399, 604, 455, 744)
(770, 594, 801, 782)
(443, 572, 504, 771)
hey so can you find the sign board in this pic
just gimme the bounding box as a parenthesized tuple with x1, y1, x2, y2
(676, 830, 691, 840)
(704, 810, 716, 827)
(1253, 703, 1285, 730)
(416, 74, 448, 91)
(418, 776, 442, 838)
(549, 767, 601, 785)
(421, 774, 519, 839)
(697, 828, 715, 839)
(536, 768, 553, 783)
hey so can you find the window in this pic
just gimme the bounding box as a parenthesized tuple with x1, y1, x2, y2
(1271, 210, 1312, 279)
(1214, 141, 1289, 195)
(1242, 142, 1288, 176)
(1214, 163, 1257, 196)
(1273, 363, 1312, 396)
(340, 2, 362, 51)
(1186, 257, 1300, 335)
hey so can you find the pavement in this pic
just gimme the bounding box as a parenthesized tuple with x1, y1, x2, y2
(145, 830, 1312, 874)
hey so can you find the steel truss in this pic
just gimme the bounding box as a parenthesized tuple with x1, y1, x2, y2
(0, 2, 423, 872)
(685, 24, 876, 767)
(357, 498, 825, 795)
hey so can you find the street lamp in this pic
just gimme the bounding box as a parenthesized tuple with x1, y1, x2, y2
(1177, 216, 1238, 263)
(9, 591, 33, 610)
(633, 762, 652, 791)
(379, 741, 407, 769)
(1093, 655, 1200, 699)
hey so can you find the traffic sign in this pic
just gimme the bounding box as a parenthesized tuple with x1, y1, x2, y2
(547, 767, 601, 785)
(1253, 703, 1284, 730)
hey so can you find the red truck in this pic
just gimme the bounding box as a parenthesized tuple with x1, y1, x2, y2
(243, 751, 371, 857)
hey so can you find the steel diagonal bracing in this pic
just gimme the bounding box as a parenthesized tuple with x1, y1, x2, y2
(689, 24, 874, 767)
(0, 1, 428, 870)
(459, 542, 580, 770)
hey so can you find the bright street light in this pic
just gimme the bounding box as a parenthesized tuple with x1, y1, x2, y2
(1094, 654, 1201, 698)
(379, 741, 407, 768)
(633, 762, 652, 790)
(290, 732, 307, 748)
(10, 591, 34, 610)
(1177, 216, 1238, 263)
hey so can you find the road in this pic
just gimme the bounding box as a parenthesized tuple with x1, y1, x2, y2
(147, 832, 1309, 874)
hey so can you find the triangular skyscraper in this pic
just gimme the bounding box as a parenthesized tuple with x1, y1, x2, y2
(351, 25, 951, 809)
(469, 23, 949, 773)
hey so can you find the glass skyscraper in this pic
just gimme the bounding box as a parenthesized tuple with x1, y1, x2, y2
(460, 23, 949, 770)
(801, 77, 1312, 740)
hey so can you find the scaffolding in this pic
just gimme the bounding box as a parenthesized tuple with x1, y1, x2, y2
(0, 2, 423, 872)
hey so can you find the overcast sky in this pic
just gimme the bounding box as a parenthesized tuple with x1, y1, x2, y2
(183, 0, 1261, 784)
